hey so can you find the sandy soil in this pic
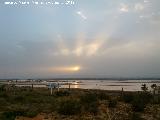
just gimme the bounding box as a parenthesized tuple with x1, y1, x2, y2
(15, 113, 51, 120)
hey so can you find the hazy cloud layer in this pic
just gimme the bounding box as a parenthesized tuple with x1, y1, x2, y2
(0, 0, 160, 78)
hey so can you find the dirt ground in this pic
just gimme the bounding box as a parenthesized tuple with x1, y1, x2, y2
(15, 113, 51, 120)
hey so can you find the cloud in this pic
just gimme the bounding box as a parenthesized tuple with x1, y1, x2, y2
(76, 11, 87, 20)
(53, 39, 104, 57)
(144, 0, 149, 3)
(119, 2, 145, 13)
(135, 3, 144, 11)
(150, 14, 160, 24)
(138, 12, 160, 25)
(0, 0, 160, 78)
(119, 3, 129, 13)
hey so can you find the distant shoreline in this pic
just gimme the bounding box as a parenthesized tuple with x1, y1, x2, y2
(0, 78, 160, 81)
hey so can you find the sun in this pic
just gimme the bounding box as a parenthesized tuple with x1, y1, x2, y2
(64, 66, 81, 72)
(49, 66, 81, 72)
(72, 66, 80, 71)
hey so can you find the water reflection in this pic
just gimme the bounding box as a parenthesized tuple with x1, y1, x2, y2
(10, 79, 160, 91)
(73, 81, 79, 88)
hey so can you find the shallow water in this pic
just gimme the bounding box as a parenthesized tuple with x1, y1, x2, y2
(2, 79, 160, 91)
(61, 80, 160, 91)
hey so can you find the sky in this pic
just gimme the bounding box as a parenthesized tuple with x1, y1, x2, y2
(0, 0, 160, 78)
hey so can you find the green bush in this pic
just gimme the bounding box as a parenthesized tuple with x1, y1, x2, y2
(0, 111, 19, 120)
(131, 98, 145, 112)
(0, 84, 6, 91)
(0, 92, 9, 98)
(79, 92, 99, 115)
(123, 93, 134, 103)
(97, 92, 109, 100)
(14, 95, 25, 103)
(108, 99, 117, 108)
(0, 112, 15, 120)
(139, 92, 152, 104)
(55, 90, 70, 97)
(80, 92, 97, 104)
(24, 108, 39, 118)
(151, 96, 160, 104)
(131, 112, 144, 120)
(131, 92, 152, 112)
(57, 99, 81, 115)
(0, 98, 8, 106)
(87, 102, 98, 115)
(122, 92, 153, 112)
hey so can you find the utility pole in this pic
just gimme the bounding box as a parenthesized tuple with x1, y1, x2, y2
(121, 87, 124, 98)
(69, 83, 70, 91)
(57, 81, 59, 92)
(51, 87, 53, 95)
(31, 79, 33, 90)
(50, 83, 53, 95)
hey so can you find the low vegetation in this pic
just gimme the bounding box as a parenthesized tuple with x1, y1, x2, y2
(0, 84, 160, 120)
